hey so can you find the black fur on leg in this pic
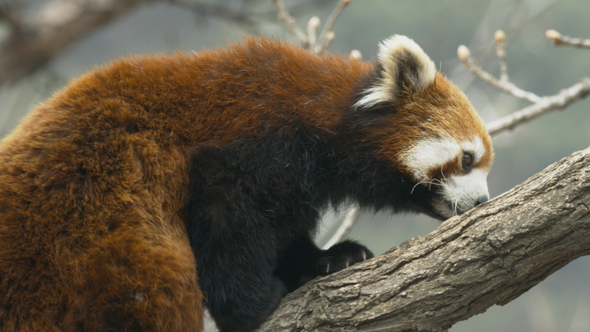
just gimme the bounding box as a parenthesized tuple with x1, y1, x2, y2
(185, 132, 328, 331)
(274, 236, 324, 292)
(185, 127, 437, 330)
(210, 276, 287, 332)
(274, 237, 374, 292)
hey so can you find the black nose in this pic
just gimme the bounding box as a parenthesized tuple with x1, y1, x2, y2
(474, 196, 489, 207)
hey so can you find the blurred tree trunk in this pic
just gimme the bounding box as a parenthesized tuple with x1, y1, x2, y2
(0, 0, 152, 87)
(258, 146, 590, 332)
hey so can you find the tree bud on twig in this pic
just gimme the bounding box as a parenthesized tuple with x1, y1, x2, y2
(546, 29, 562, 44)
(457, 45, 470, 61)
(349, 49, 362, 60)
(308, 16, 320, 29)
(494, 30, 506, 42)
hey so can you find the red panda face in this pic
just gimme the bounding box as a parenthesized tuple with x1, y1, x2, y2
(400, 130, 493, 219)
(355, 35, 494, 220)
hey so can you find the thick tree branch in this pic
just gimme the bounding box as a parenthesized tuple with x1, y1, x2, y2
(258, 146, 590, 331)
(0, 0, 153, 87)
(0, 0, 276, 88)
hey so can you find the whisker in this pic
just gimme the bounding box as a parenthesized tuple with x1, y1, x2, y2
(430, 178, 445, 186)
(428, 178, 448, 191)
(413, 178, 447, 194)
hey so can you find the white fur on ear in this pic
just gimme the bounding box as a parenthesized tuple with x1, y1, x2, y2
(354, 35, 436, 109)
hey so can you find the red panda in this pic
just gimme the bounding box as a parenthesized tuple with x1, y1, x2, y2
(0, 35, 493, 331)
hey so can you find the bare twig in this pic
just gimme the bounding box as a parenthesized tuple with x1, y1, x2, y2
(494, 30, 509, 82)
(459, 30, 590, 136)
(316, 31, 334, 54)
(486, 78, 590, 135)
(457, 42, 542, 103)
(269, 0, 309, 48)
(314, 0, 350, 53)
(307, 16, 320, 48)
(546, 29, 590, 49)
(270, 0, 350, 54)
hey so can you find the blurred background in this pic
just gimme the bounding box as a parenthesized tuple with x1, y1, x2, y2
(1, 0, 589, 331)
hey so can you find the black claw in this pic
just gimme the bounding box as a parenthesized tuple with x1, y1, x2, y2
(318, 240, 374, 275)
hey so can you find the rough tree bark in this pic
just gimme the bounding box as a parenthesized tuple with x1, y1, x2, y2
(258, 146, 590, 331)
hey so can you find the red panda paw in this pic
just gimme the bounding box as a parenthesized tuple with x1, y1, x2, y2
(318, 240, 374, 275)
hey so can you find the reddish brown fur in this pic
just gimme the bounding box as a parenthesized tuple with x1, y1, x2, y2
(0, 38, 372, 331)
(365, 72, 493, 177)
(0, 37, 491, 331)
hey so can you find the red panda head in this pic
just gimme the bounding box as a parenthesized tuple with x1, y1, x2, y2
(354, 35, 494, 220)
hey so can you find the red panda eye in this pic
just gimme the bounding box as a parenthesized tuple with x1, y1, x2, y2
(462, 152, 473, 169)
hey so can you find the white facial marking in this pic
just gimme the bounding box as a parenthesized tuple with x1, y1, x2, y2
(402, 137, 461, 182)
(402, 135, 490, 219)
(435, 169, 490, 218)
(354, 35, 436, 109)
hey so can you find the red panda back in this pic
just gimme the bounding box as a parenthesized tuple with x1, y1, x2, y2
(47, 38, 373, 146)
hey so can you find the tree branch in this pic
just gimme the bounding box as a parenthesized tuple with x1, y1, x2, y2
(0, 0, 277, 88)
(0, 0, 154, 87)
(457, 42, 542, 103)
(314, 0, 350, 54)
(259, 146, 590, 331)
(269, 0, 350, 54)
(486, 78, 590, 135)
(493, 30, 509, 83)
(269, 0, 309, 48)
(457, 30, 590, 135)
(546, 29, 590, 49)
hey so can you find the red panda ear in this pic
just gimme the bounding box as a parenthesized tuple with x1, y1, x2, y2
(355, 35, 436, 109)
